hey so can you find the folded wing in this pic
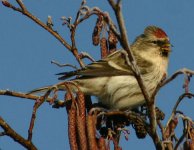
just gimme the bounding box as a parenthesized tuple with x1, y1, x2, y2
(57, 49, 134, 80)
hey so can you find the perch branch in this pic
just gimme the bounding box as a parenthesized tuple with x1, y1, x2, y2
(108, 0, 160, 147)
(0, 90, 65, 108)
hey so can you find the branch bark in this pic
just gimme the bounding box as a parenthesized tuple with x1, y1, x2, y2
(0, 116, 37, 150)
(108, 0, 160, 148)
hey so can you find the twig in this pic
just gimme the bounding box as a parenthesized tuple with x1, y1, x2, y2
(157, 120, 165, 140)
(161, 68, 194, 88)
(0, 116, 37, 150)
(0, 131, 6, 136)
(2, 1, 87, 68)
(165, 93, 194, 130)
(51, 60, 78, 69)
(174, 119, 189, 150)
(3, 2, 71, 50)
(79, 52, 95, 62)
(16, 0, 26, 11)
(28, 89, 53, 141)
(0, 90, 64, 105)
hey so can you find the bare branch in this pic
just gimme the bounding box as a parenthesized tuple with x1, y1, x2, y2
(0, 90, 66, 108)
(51, 60, 78, 69)
(108, 0, 151, 102)
(0, 116, 37, 150)
(166, 93, 194, 131)
(0, 90, 53, 102)
(28, 89, 54, 141)
(79, 52, 95, 62)
(4, 2, 71, 50)
(108, 1, 160, 147)
(2, 1, 87, 68)
(174, 118, 190, 150)
(161, 68, 194, 88)
(16, 0, 26, 11)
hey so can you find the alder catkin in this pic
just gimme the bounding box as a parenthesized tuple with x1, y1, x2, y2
(92, 16, 103, 46)
(100, 37, 108, 59)
(108, 28, 118, 54)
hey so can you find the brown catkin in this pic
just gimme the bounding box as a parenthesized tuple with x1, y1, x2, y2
(98, 137, 106, 150)
(92, 16, 103, 46)
(87, 115, 98, 150)
(77, 91, 86, 122)
(68, 102, 78, 150)
(164, 117, 178, 139)
(100, 37, 108, 59)
(76, 115, 88, 150)
(76, 91, 88, 150)
(108, 28, 118, 54)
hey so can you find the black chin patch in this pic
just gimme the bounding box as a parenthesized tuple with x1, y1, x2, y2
(161, 51, 169, 57)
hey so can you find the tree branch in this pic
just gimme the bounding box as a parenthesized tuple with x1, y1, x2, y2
(16, 0, 26, 11)
(0, 116, 37, 150)
(0, 90, 66, 108)
(165, 93, 194, 131)
(108, 0, 160, 148)
(5, 2, 71, 50)
(161, 68, 194, 88)
(2, 1, 88, 68)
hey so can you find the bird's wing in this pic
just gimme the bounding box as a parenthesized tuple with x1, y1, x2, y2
(57, 49, 134, 80)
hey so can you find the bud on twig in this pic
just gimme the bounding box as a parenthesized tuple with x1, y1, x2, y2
(2, 0, 11, 7)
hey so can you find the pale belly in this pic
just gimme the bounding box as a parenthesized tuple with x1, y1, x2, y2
(75, 74, 162, 110)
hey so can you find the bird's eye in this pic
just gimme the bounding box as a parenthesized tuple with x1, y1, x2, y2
(151, 40, 166, 46)
(152, 41, 158, 44)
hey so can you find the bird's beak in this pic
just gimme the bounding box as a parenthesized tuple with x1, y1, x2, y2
(162, 43, 171, 52)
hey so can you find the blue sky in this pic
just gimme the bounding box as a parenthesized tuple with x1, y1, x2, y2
(0, 0, 194, 150)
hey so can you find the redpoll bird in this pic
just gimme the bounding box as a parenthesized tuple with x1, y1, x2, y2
(30, 26, 171, 110)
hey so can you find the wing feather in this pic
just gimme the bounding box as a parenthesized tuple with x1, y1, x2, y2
(57, 49, 134, 80)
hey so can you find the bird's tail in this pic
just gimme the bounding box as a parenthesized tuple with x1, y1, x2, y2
(27, 81, 79, 95)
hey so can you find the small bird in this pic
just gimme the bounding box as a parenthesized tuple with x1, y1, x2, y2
(30, 26, 171, 110)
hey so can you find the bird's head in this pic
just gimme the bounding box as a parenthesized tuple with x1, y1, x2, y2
(132, 26, 172, 58)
